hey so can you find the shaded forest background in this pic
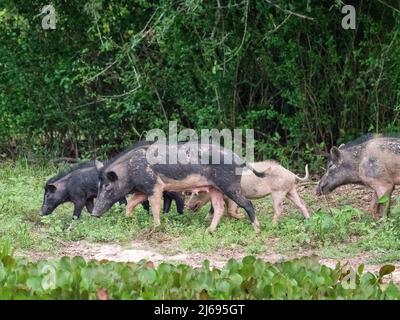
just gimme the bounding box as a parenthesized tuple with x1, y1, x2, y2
(1, 0, 400, 170)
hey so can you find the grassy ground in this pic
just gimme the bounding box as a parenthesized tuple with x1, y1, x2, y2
(0, 161, 400, 266)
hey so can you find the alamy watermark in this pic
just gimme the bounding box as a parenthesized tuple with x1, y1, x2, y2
(40, 5, 56, 30)
(341, 5, 356, 30)
(142, 121, 255, 172)
(37, 5, 355, 31)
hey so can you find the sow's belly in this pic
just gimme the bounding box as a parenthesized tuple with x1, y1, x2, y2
(160, 174, 215, 193)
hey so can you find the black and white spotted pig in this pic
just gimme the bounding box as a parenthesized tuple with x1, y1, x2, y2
(92, 142, 265, 233)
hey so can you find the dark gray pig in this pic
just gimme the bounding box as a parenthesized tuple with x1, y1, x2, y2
(317, 134, 400, 218)
(41, 162, 127, 218)
(42, 161, 184, 218)
(92, 142, 265, 233)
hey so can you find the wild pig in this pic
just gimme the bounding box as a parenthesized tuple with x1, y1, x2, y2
(42, 162, 120, 219)
(42, 161, 183, 218)
(187, 161, 310, 224)
(317, 134, 400, 218)
(129, 191, 184, 216)
(162, 191, 185, 215)
(92, 142, 265, 233)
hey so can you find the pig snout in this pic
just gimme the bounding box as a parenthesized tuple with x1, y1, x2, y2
(41, 207, 47, 215)
(316, 180, 328, 196)
(41, 205, 52, 216)
(315, 185, 322, 196)
(91, 200, 112, 217)
(90, 210, 102, 218)
(186, 202, 200, 212)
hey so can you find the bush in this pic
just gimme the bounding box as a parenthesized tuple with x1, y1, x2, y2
(0, 241, 399, 299)
(1, 1, 400, 170)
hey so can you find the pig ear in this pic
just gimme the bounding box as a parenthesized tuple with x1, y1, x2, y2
(106, 171, 118, 182)
(95, 160, 104, 172)
(330, 146, 341, 163)
(47, 184, 57, 193)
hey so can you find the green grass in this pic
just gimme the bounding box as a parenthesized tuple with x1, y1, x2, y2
(0, 161, 400, 264)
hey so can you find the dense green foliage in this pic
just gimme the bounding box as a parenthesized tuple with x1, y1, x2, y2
(1, 1, 400, 168)
(0, 240, 399, 299)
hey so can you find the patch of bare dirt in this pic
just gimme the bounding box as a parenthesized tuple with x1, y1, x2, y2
(16, 240, 400, 284)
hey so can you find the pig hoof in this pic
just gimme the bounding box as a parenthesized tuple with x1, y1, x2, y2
(206, 227, 216, 235)
(72, 216, 79, 220)
(152, 222, 161, 231)
(125, 212, 132, 218)
(229, 213, 243, 220)
(252, 223, 261, 234)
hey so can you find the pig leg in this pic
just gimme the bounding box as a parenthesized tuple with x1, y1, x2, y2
(148, 185, 164, 226)
(141, 200, 150, 212)
(206, 197, 231, 220)
(369, 192, 379, 218)
(223, 188, 260, 233)
(70, 190, 86, 219)
(163, 194, 172, 213)
(227, 200, 242, 219)
(163, 192, 184, 214)
(172, 192, 185, 214)
(85, 198, 94, 214)
(205, 205, 213, 221)
(118, 197, 128, 206)
(126, 193, 148, 217)
(72, 200, 85, 219)
(208, 188, 225, 234)
(286, 187, 310, 219)
(271, 191, 286, 224)
(373, 184, 394, 219)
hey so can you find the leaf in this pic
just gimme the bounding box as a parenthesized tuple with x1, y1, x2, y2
(27, 276, 43, 291)
(0, 266, 6, 282)
(243, 256, 256, 265)
(41, 264, 57, 290)
(199, 289, 208, 300)
(229, 273, 243, 287)
(71, 256, 86, 269)
(378, 194, 390, 204)
(202, 259, 210, 270)
(1, 255, 15, 268)
(357, 264, 365, 275)
(138, 268, 156, 284)
(1, 239, 12, 258)
(379, 265, 395, 278)
(384, 283, 400, 300)
(216, 280, 230, 294)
